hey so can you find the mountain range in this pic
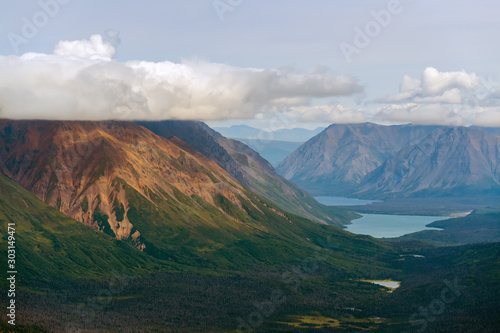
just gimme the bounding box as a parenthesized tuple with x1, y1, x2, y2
(278, 123, 500, 198)
(1, 119, 499, 332)
(235, 139, 303, 167)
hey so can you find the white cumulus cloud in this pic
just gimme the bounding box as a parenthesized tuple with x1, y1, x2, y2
(421, 67, 479, 95)
(377, 67, 481, 104)
(0, 35, 362, 121)
(373, 103, 467, 126)
(294, 102, 500, 127)
(54, 34, 116, 59)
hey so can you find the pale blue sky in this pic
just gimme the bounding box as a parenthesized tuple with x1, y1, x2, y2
(1, 0, 499, 128)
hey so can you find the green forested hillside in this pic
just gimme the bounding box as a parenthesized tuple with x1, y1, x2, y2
(0, 174, 159, 286)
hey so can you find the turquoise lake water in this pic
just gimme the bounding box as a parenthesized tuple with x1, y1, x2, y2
(345, 213, 445, 238)
(315, 196, 445, 238)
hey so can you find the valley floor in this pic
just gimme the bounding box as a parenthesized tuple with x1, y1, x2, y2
(2, 241, 499, 332)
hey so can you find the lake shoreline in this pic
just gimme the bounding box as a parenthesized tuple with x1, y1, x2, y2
(315, 196, 452, 238)
(345, 213, 445, 238)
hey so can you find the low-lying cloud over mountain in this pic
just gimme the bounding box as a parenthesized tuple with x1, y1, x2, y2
(0, 35, 361, 121)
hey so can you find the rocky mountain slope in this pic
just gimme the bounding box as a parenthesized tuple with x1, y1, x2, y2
(0, 120, 272, 253)
(277, 123, 436, 194)
(137, 120, 355, 225)
(0, 172, 157, 283)
(357, 126, 500, 197)
(277, 123, 500, 198)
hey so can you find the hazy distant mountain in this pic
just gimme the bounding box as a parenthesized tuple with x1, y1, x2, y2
(277, 123, 437, 194)
(212, 125, 263, 140)
(212, 125, 326, 167)
(213, 125, 325, 142)
(277, 123, 500, 198)
(236, 139, 303, 167)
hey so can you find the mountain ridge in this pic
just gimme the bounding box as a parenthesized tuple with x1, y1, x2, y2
(277, 123, 500, 198)
(0, 120, 259, 252)
(357, 126, 500, 197)
(137, 120, 355, 225)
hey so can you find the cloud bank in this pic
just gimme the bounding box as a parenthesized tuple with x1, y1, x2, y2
(0, 35, 362, 121)
(292, 67, 499, 127)
(1, 36, 498, 126)
(293, 102, 500, 127)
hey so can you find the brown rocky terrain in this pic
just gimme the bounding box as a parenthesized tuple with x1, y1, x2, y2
(0, 120, 254, 249)
(136, 120, 354, 225)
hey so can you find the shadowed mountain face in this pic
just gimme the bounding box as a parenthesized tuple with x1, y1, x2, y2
(137, 120, 355, 225)
(277, 123, 500, 198)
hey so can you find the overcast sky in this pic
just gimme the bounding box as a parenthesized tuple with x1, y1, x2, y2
(0, 0, 499, 129)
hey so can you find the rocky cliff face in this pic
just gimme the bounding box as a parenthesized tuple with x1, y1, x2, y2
(277, 123, 500, 197)
(0, 120, 252, 249)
